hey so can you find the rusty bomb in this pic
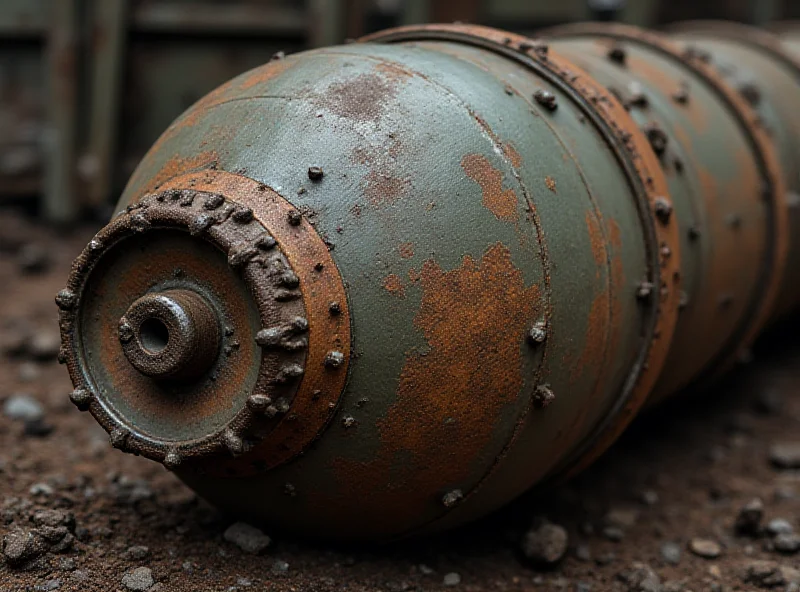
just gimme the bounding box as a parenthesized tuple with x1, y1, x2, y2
(57, 23, 799, 541)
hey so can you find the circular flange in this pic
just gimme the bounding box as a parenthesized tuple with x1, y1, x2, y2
(363, 23, 682, 509)
(57, 171, 351, 476)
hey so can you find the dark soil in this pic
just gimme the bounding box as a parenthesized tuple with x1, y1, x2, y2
(1, 207, 799, 591)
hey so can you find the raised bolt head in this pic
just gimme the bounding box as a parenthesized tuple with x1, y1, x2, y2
(533, 385, 555, 408)
(308, 166, 324, 181)
(534, 90, 558, 111)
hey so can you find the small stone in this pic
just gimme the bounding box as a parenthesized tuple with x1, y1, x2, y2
(28, 331, 61, 361)
(24, 419, 54, 438)
(735, 497, 764, 536)
(418, 564, 435, 575)
(574, 543, 592, 562)
(743, 560, 785, 588)
(769, 443, 800, 469)
(660, 541, 681, 565)
(4, 394, 44, 422)
(2, 529, 48, 566)
(223, 522, 271, 554)
(18, 362, 40, 382)
(766, 518, 793, 536)
(443, 572, 461, 587)
(34, 580, 61, 591)
(575, 583, 592, 592)
(124, 546, 150, 561)
(521, 522, 568, 565)
(70, 570, 89, 583)
(689, 538, 721, 559)
(59, 557, 76, 571)
(603, 526, 625, 542)
(774, 533, 800, 554)
(34, 508, 70, 528)
(17, 243, 50, 274)
(640, 490, 659, 506)
(617, 562, 661, 592)
(605, 508, 639, 529)
(29, 482, 54, 496)
(271, 559, 289, 575)
(121, 566, 154, 591)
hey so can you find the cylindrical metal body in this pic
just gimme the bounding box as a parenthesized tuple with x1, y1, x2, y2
(543, 23, 787, 400)
(56, 23, 792, 541)
(664, 21, 800, 318)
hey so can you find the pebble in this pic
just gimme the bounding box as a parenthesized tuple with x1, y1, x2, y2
(3, 394, 44, 422)
(688, 538, 721, 559)
(2, 529, 48, 566)
(575, 582, 592, 592)
(223, 522, 271, 555)
(743, 560, 792, 588)
(616, 562, 661, 592)
(769, 442, 800, 469)
(30, 483, 54, 496)
(18, 362, 41, 382)
(521, 522, 568, 565)
(605, 508, 639, 529)
(121, 566, 154, 591)
(59, 558, 76, 571)
(767, 518, 793, 536)
(602, 526, 625, 542)
(774, 533, 800, 554)
(735, 497, 764, 535)
(17, 243, 50, 274)
(574, 543, 592, 562)
(33, 580, 61, 591)
(271, 559, 289, 575)
(124, 546, 151, 561)
(443, 572, 461, 587)
(660, 541, 681, 565)
(28, 330, 61, 361)
(640, 490, 659, 506)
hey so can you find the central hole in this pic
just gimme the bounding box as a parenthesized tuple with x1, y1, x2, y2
(139, 318, 169, 354)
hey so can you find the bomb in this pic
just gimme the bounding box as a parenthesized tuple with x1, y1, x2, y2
(57, 23, 794, 541)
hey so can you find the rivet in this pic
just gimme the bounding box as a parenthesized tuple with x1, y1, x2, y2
(274, 364, 304, 383)
(279, 271, 300, 288)
(247, 394, 273, 413)
(627, 82, 648, 107)
(527, 320, 547, 345)
(534, 89, 558, 111)
(688, 225, 701, 241)
(324, 351, 345, 369)
(290, 317, 309, 333)
(189, 214, 214, 236)
(644, 124, 668, 156)
(88, 238, 103, 251)
(179, 191, 195, 207)
(607, 45, 626, 65)
(130, 212, 150, 232)
(118, 320, 134, 344)
(55, 289, 77, 310)
(109, 428, 129, 450)
(636, 281, 654, 301)
(442, 489, 464, 508)
(203, 194, 225, 210)
(223, 429, 244, 455)
(342, 415, 356, 429)
(228, 245, 257, 268)
(271, 51, 285, 61)
(274, 289, 301, 301)
(232, 207, 254, 223)
(69, 387, 93, 411)
(533, 384, 555, 408)
(163, 449, 182, 470)
(653, 197, 672, 224)
(679, 291, 689, 310)
(660, 244, 671, 259)
(57, 347, 68, 365)
(256, 234, 277, 250)
(287, 210, 302, 226)
(672, 85, 690, 105)
(738, 82, 761, 107)
(308, 166, 324, 181)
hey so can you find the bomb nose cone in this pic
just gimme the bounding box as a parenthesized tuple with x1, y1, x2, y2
(119, 289, 221, 381)
(55, 176, 350, 474)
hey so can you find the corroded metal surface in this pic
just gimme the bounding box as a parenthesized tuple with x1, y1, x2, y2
(544, 23, 788, 401)
(57, 21, 796, 541)
(666, 21, 800, 319)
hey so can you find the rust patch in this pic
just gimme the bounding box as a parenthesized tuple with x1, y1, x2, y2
(320, 72, 398, 122)
(545, 176, 557, 193)
(383, 274, 406, 298)
(461, 153, 519, 221)
(502, 142, 523, 168)
(141, 151, 219, 196)
(399, 242, 415, 259)
(364, 170, 412, 205)
(585, 211, 606, 268)
(328, 243, 540, 534)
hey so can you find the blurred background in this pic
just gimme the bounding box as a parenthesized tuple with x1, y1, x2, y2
(1, 0, 796, 223)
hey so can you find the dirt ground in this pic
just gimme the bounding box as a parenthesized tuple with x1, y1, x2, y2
(1, 207, 800, 592)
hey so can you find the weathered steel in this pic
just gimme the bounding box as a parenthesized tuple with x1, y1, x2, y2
(543, 23, 788, 401)
(666, 21, 800, 319)
(57, 21, 796, 541)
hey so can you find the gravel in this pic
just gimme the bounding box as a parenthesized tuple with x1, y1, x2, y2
(2, 529, 48, 566)
(688, 538, 722, 559)
(222, 522, 271, 555)
(3, 394, 44, 422)
(124, 546, 151, 561)
(121, 566, 155, 591)
(774, 533, 800, 554)
(734, 497, 764, 535)
(443, 572, 461, 587)
(769, 442, 800, 469)
(660, 542, 681, 565)
(616, 562, 661, 592)
(766, 518, 794, 536)
(521, 522, 568, 565)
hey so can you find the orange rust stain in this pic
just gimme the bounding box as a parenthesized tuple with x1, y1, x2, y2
(545, 176, 557, 193)
(502, 142, 523, 168)
(319, 70, 399, 122)
(383, 274, 406, 298)
(374, 60, 414, 82)
(364, 169, 411, 205)
(585, 211, 606, 268)
(239, 59, 293, 90)
(329, 244, 541, 533)
(461, 153, 518, 221)
(399, 242, 415, 259)
(142, 151, 219, 196)
(408, 267, 420, 284)
(573, 291, 608, 382)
